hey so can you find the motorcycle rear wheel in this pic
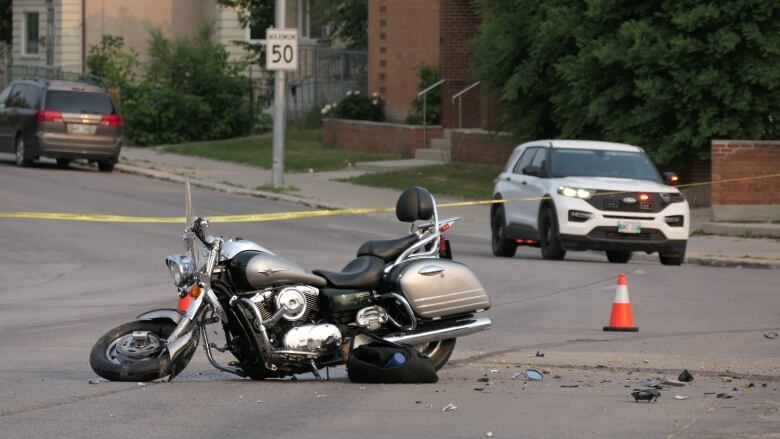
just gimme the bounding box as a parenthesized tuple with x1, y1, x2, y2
(90, 320, 198, 382)
(416, 338, 456, 370)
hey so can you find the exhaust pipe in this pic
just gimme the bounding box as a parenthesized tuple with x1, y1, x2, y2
(383, 317, 491, 346)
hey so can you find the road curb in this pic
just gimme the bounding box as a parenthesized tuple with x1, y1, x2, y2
(632, 253, 778, 269)
(115, 163, 348, 212)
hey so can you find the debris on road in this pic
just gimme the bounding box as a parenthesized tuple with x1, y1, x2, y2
(678, 370, 694, 383)
(88, 378, 101, 385)
(672, 395, 691, 400)
(716, 393, 733, 399)
(477, 377, 490, 383)
(486, 432, 494, 437)
(489, 369, 499, 373)
(524, 369, 543, 381)
(560, 384, 579, 388)
(638, 378, 663, 388)
(511, 372, 523, 379)
(764, 332, 778, 340)
(535, 351, 545, 357)
(442, 403, 458, 412)
(137, 382, 145, 387)
(316, 394, 327, 398)
(631, 389, 661, 403)
(662, 380, 686, 387)
(255, 400, 263, 404)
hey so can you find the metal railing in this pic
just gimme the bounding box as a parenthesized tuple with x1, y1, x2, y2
(451, 81, 480, 129)
(417, 79, 446, 149)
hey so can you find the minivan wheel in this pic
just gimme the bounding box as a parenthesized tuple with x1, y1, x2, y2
(491, 206, 517, 257)
(56, 158, 72, 168)
(539, 208, 566, 260)
(14, 136, 33, 167)
(98, 159, 115, 173)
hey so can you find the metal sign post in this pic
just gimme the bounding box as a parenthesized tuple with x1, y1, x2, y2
(268, 0, 298, 189)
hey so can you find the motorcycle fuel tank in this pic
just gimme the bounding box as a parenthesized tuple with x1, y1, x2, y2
(388, 259, 490, 318)
(228, 251, 327, 291)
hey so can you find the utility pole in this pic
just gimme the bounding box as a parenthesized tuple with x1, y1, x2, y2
(272, 0, 286, 188)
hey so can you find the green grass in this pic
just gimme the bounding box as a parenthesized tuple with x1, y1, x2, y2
(339, 164, 503, 200)
(161, 129, 401, 173)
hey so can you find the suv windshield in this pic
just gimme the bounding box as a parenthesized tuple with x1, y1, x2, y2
(45, 90, 115, 115)
(550, 148, 661, 182)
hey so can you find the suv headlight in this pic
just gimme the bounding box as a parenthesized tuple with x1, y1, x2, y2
(557, 185, 594, 200)
(166, 255, 196, 287)
(660, 192, 685, 203)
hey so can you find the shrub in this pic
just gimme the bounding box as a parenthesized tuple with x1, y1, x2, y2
(121, 25, 253, 145)
(405, 66, 441, 125)
(85, 35, 140, 95)
(323, 90, 384, 122)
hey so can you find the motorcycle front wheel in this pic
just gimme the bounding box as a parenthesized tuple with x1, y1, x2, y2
(89, 320, 198, 382)
(416, 338, 456, 370)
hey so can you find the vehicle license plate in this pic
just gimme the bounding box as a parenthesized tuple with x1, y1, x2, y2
(617, 221, 642, 234)
(67, 123, 96, 135)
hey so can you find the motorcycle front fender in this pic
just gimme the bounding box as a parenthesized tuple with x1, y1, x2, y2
(137, 308, 183, 325)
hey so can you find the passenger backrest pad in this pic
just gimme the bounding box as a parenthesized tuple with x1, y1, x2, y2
(396, 186, 434, 222)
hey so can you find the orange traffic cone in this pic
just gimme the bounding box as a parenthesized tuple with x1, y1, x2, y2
(603, 274, 638, 332)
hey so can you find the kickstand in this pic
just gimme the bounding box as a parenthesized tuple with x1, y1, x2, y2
(310, 360, 323, 380)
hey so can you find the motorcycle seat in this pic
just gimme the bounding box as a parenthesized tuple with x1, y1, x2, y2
(357, 234, 419, 262)
(312, 256, 385, 289)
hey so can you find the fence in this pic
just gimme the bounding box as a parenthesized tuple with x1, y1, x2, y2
(2, 65, 106, 88)
(247, 46, 368, 121)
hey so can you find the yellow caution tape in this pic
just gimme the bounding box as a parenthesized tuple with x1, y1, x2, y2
(1, 173, 778, 224)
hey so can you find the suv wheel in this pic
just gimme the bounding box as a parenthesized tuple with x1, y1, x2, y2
(659, 244, 686, 266)
(98, 159, 115, 173)
(606, 250, 632, 263)
(14, 136, 33, 167)
(539, 208, 566, 260)
(491, 206, 517, 257)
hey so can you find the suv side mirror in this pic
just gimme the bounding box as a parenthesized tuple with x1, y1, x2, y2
(522, 166, 543, 177)
(664, 171, 679, 186)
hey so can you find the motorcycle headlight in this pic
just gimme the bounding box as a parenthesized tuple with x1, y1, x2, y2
(557, 185, 594, 200)
(165, 255, 196, 287)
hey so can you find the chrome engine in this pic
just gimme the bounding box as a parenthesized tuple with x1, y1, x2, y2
(282, 324, 342, 354)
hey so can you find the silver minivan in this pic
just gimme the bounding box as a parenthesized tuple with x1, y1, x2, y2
(0, 79, 122, 172)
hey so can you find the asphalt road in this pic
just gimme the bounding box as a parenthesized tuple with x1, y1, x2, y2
(1, 158, 778, 438)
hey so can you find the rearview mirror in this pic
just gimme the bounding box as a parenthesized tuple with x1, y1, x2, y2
(522, 166, 542, 177)
(664, 171, 679, 186)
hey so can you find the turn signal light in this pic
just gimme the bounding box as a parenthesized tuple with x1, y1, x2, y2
(639, 194, 650, 201)
(190, 284, 201, 298)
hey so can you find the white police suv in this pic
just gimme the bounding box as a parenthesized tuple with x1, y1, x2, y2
(491, 140, 689, 265)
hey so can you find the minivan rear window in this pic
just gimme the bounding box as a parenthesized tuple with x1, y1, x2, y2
(45, 90, 115, 115)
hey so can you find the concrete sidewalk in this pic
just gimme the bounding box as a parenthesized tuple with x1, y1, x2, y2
(119, 147, 780, 268)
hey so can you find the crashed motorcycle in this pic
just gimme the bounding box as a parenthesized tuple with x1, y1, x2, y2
(89, 181, 492, 381)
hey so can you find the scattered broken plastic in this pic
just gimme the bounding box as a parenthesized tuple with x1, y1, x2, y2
(489, 369, 499, 373)
(673, 394, 690, 400)
(716, 393, 733, 399)
(486, 432, 494, 437)
(560, 384, 579, 388)
(662, 380, 685, 387)
(137, 382, 145, 387)
(88, 378, 101, 385)
(255, 400, 263, 404)
(535, 351, 545, 357)
(678, 369, 694, 383)
(765, 332, 779, 340)
(638, 378, 663, 388)
(316, 394, 327, 398)
(524, 369, 543, 381)
(631, 388, 661, 402)
(442, 403, 458, 412)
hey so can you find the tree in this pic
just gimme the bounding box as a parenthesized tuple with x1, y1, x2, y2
(473, 0, 780, 164)
(217, 0, 368, 50)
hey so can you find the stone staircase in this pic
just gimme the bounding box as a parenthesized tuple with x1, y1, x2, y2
(414, 129, 452, 162)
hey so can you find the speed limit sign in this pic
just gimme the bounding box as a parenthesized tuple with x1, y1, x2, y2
(266, 28, 298, 71)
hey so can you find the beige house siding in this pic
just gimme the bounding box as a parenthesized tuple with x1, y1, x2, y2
(11, 0, 48, 68)
(213, 5, 248, 62)
(57, 0, 83, 71)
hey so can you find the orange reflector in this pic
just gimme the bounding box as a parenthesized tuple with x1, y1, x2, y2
(671, 175, 678, 182)
(639, 194, 649, 201)
(177, 295, 192, 312)
(190, 284, 201, 298)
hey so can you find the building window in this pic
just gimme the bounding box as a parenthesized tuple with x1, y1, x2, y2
(23, 12, 40, 55)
